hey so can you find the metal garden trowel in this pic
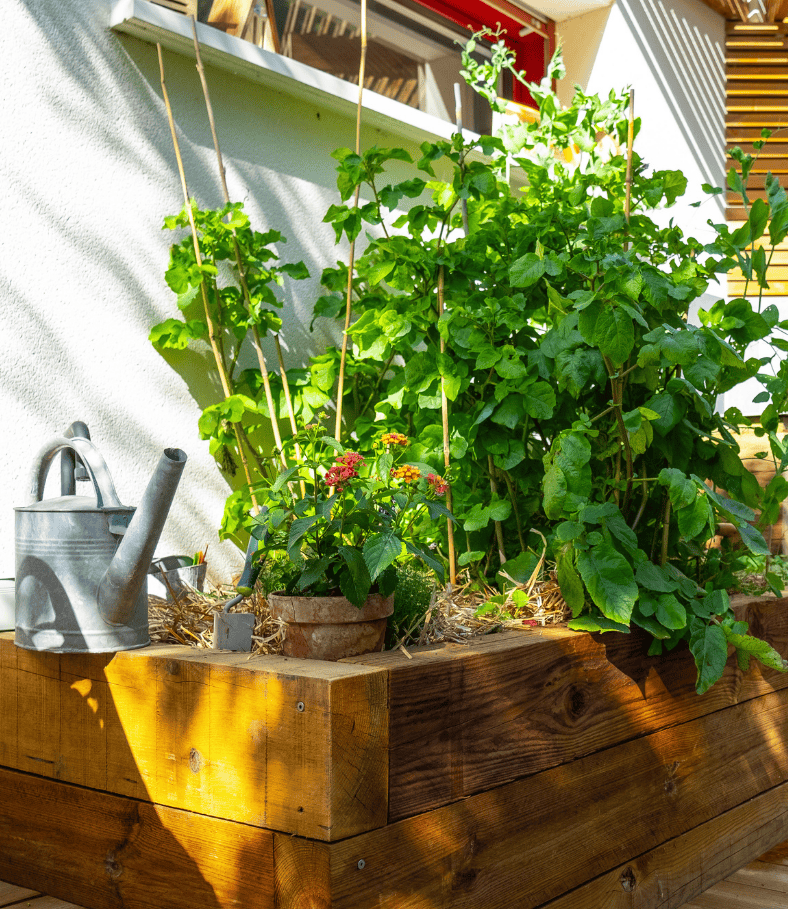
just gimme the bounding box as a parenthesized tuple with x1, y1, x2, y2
(213, 535, 259, 652)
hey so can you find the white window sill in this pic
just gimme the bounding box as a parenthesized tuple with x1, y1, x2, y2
(109, 0, 468, 146)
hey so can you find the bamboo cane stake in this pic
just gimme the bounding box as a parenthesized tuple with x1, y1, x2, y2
(189, 18, 292, 474)
(438, 266, 457, 587)
(334, 0, 367, 441)
(488, 454, 506, 566)
(625, 89, 634, 225)
(157, 43, 260, 513)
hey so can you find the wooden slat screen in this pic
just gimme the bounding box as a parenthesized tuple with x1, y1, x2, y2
(727, 19, 788, 297)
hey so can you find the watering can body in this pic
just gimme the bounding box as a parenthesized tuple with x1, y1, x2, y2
(14, 427, 187, 653)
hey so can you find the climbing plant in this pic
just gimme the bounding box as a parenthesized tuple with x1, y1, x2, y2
(151, 37, 788, 692)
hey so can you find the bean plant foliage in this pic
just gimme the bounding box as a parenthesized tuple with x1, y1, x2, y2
(151, 34, 788, 693)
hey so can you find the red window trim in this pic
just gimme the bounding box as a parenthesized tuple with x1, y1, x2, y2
(408, 0, 555, 106)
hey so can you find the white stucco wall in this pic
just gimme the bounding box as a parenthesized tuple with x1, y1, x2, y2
(0, 0, 453, 583)
(559, 0, 726, 248)
(0, 0, 737, 585)
(557, 0, 772, 412)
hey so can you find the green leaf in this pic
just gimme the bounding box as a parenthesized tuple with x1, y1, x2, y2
(646, 394, 685, 435)
(296, 557, 332, 591)
(521, 382, 556, 420)
(378, 564, 398, 598)
(338, 546, 372, 607)
(362, 532, 404, 581)
(635, 561, 680, 593)
(555, 521, 584, 542)
(271, 464, 301, 493)
(568, 615, 630, 634)
(458, 549, 485, 566)
(576, 542, 638, 624)
(404, 540, 445, 582)
(594, 307, 635, 364)
(654, 594, 687, 630)
(497, 551, 539, 587)
(658, 468, 697, 509)
(678, 494, 710, 539)
(492, 396, 525, 429)
(722, 626, 787, 674)
(688, 619, 728, 694)
(557, 550, 585, 616)
(543, 464, 568, 520)
(737, 520, 770, 556)
(149, 318, 206, 350)
(509, 253, 546, 287)
(287, 515, 319, 562)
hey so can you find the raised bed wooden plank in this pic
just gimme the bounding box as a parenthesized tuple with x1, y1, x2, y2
(347, 597, 788, 822)
(0, 635, 388, 841)
(0, 765, 274, 909)
(323, 686, 788, 909)
(541, 779, 788, 908)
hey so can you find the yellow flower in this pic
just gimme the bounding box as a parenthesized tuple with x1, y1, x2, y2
(390, 465, 421, 483)
(381, 431, 409, 447)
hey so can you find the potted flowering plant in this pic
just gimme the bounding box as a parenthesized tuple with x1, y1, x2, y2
(251, 422, 452, 659)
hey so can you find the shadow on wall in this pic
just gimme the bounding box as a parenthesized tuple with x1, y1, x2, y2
(616, 0, 726, 194)
(556, 5, 614, 110)
(0, 0, 368, 577)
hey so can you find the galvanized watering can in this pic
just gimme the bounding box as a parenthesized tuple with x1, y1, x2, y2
(15, 423, 187, 653)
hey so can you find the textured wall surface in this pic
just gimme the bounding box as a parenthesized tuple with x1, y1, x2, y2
(0, 0, 436, 582)
(559, 0, 726, 244)
(1, 0, 729, 582)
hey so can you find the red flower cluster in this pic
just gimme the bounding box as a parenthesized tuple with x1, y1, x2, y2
(324, 451, 364, 492)
(427, 472, 449, 495)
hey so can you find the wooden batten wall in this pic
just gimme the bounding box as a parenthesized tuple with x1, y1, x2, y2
(727, 19, 788, 297)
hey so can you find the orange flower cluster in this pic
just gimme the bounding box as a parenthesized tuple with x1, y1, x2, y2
(427, 472, 449, 495)
(390, 465, 421, 483)
(381, 432, 409, 447)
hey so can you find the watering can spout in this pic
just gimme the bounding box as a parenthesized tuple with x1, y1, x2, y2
(98, 448, 187, 626)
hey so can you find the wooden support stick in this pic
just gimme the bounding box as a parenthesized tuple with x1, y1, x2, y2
(438, 266, 456, 588)
(334, 0, 367, 441)
(190, 18, 292, 475)
(488, 454, 507, 566)
(157, 43, 260, 512)
(625, 88, 634, 225)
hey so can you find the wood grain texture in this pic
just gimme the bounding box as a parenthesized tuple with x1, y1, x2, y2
(727, 858, 788, 892)
(0, 880, 41, 905)
(347, 597, 788, 822)
(20, 899, 87, 909)
(541, 778, 788, 908)
(0, 635, 388, 840)
(683, 881, 787, 908)
(326, 687, 788, 909)
(273, 836, 331, 909)
(0, 765, 273, 909)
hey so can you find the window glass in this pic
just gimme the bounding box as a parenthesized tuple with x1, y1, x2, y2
(271, 0, 499, 132)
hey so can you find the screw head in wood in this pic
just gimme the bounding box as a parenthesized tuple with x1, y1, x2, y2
(357, 859, 366, 869)
(297, 701, 305, 712)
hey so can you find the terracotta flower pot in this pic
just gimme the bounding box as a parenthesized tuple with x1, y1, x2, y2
(268, 591, 394, 661)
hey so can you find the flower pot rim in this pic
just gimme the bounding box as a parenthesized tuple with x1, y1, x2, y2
(268, 590, 394, 624)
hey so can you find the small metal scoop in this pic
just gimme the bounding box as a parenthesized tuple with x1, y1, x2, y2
(213, 536, 258, 652)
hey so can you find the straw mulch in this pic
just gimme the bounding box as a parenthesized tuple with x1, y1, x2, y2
(148, 571, 569, 655)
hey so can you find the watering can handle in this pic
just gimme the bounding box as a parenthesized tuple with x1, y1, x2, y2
(28, 436, 123, 509)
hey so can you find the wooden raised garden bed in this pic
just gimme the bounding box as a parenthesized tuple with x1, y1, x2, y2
(1, 594, 788, 908)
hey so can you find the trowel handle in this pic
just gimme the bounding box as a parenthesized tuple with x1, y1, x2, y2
(29, 436, 123, 509)
(238, 532, 262, 590)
